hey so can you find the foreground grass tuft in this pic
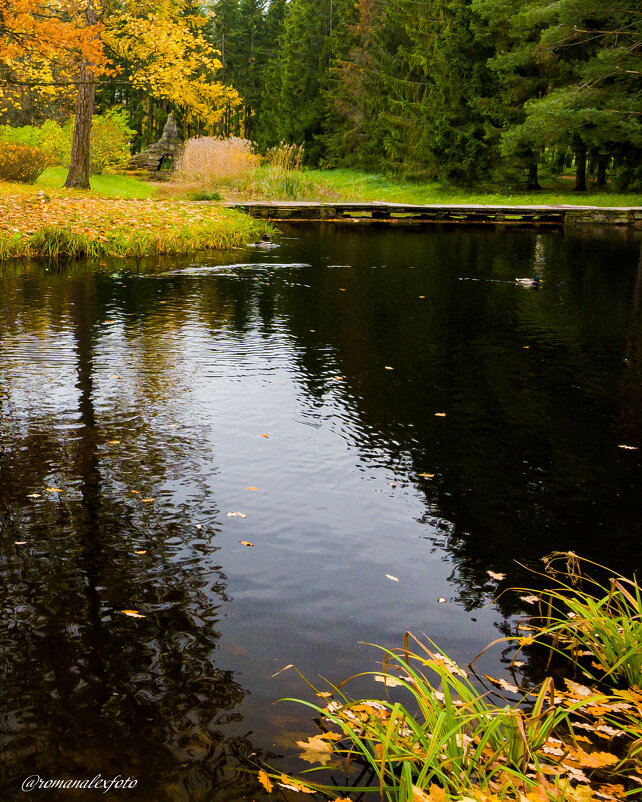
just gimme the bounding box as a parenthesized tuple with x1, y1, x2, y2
(262, 558, 642, 802)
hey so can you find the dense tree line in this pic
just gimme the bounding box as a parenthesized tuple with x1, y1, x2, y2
(1, 0, 640, 189)
(210, 0, 642, 190)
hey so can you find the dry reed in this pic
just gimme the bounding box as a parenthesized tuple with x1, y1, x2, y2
(176, 136, 260, 182)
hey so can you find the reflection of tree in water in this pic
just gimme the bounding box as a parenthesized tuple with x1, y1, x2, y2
(0, 270, 267, 801)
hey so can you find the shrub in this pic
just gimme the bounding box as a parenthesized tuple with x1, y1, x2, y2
(0, 143, 49, 183)
(84, 110, 134, 174)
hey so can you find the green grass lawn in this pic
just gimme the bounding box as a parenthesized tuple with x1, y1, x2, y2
(306, 168, 642, 207)
(36, 167, 158, 199)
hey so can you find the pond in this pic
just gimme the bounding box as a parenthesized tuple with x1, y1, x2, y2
(0, 225, 641, 800)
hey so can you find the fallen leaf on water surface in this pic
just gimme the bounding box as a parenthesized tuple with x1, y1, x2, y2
(134, 550, 146, 555)
(295, 735, 334, 766)
(386, 574, 399, 582)
(257, 770, 273, 793)
(565, 679, 593, 698)
(195, 524, 202, 530)
(15, 541, 27, 545)
(487, 676, 520, 694)
(46, 487, 62, 493)
(434, 412, 446, 417)
(418, 295, 425, 299)
(388, 482, 397, 487)
(339, 288, 346, 291)
(272, 664, 294, 677)
(618, 444, 638, 450)
(418, 473, 435, 478)
(438, 597, 447, 603)
(595, 786, 626, 801)
(316, 691, 332, 698)
(240, 541, 254, 547)
(487, 570, 506, 581)
(374, 674, 405, 688)
(141, 498, 155, 503)
(107, 439, 120, 445)
(121, 610, 146, 618)
(520, 595, 539, 604)
(309, 329, 315, 332)
(258, 433, 269, 438)
(245, 486, 258, 491)
(384, 366, 394, 370)
(411, 785, 432, 802)
(111, 374, 121, 379)
(26, 493, 41, 498)
(568, 748, 619, 769)
(227, 511, 247, 518)
(279, 777, 315, 794)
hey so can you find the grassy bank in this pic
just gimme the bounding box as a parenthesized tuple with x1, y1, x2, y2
(0, 174, 268, 261)
(307, 169, 642, 208)
(263, 555, 642, 802)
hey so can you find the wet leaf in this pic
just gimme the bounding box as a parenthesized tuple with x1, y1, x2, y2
(568, 747, 619, 769)
(240, 541, 254, 547)
(520, 595, 539, 604)
(258, 433, 269, 438)
(386, 574, 399, 582)
(111, 374, 121, 379)
(565, 679, 593, 698)
(438, 597, 447, 603)
(295, 734, 334, 765)
(141, 498, 155, 503)
(134, 550, 147, 555)
(418, 473, 435, 478)
(618, 445, 637, 450)
(257, 769, 273, 793)
(121, 610, 146, 618)
(411, 785, 432, 802)
(316, 691, 333, 698)
(279, 774, 315, 793)
(374, 674, 405, 688)
(245, 486, 258, 491)
(487, 571, 506, 581)
(14, 541, 27, 545)
(384, 366, 394, 370)
(26, 493, 41, 498)
(434, 412, 446, 417)
(46, 487, 62, 493)
(227, 511, 247, 518)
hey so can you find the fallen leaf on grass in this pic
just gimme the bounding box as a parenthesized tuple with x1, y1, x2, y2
(487, 570, 506, 581)
(257, 770, 273, 793)
(240, 541, 254, 547)
(386, 574, 399, 582)
(296, 735, 334, 766)
(227, 511, 247, 518)
(121, 610, 146, 618)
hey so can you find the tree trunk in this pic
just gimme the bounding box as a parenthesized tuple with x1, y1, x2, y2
(64, 1, 99, 190)
(574, 142, 587, 192)
(526, 161, 541, 191)
(596, 156, 608, 189)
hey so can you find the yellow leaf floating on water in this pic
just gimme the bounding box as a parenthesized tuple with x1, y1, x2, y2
(240, 541, 254, 547)
(374, 674, 405, 687)
(487, 571, 506, 581)
(568, 747, 619, 769)
(258, 433, 269, 438)
(257, 770, 273, 793)
(121, 610, 146, 618)
(385, 365, 394, 370)
(227, 511, 247, 518)
(418, 473, 435, 478)
(316, 691, 332, 698)
(434, 412, 446, 417)
(245, 486, 258, 491)
(46, 487, 62, 493)
(565, 679, 593, 698)
(295, 734, 334, 766)
(26, 493, 41, 498)
(141, 498, 155, 503)
(438, 597, 447, 603)
(134, 550, 146, 555)
(618, 444, 637, 450)
(386, 574, 399, 582)
(520, 595, 539, 604)
(279, 774, 315, 793)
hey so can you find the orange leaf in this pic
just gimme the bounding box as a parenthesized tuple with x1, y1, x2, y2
(257, 769, 273, 793)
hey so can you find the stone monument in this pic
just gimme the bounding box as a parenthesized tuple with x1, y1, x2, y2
(128, 114, 183, 180)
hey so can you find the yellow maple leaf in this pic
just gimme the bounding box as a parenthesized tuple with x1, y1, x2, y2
(295, 735, 334, 766)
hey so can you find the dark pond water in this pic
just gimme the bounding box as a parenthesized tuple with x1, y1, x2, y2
(1, 225, 641, 800)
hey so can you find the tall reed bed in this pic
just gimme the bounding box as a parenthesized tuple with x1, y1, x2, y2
(176, 136, 260, 181)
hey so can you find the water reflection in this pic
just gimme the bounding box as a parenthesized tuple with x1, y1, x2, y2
(0, 227, 640, 796)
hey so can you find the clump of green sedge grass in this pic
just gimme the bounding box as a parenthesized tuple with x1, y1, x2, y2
(261, 557, 642, 802)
